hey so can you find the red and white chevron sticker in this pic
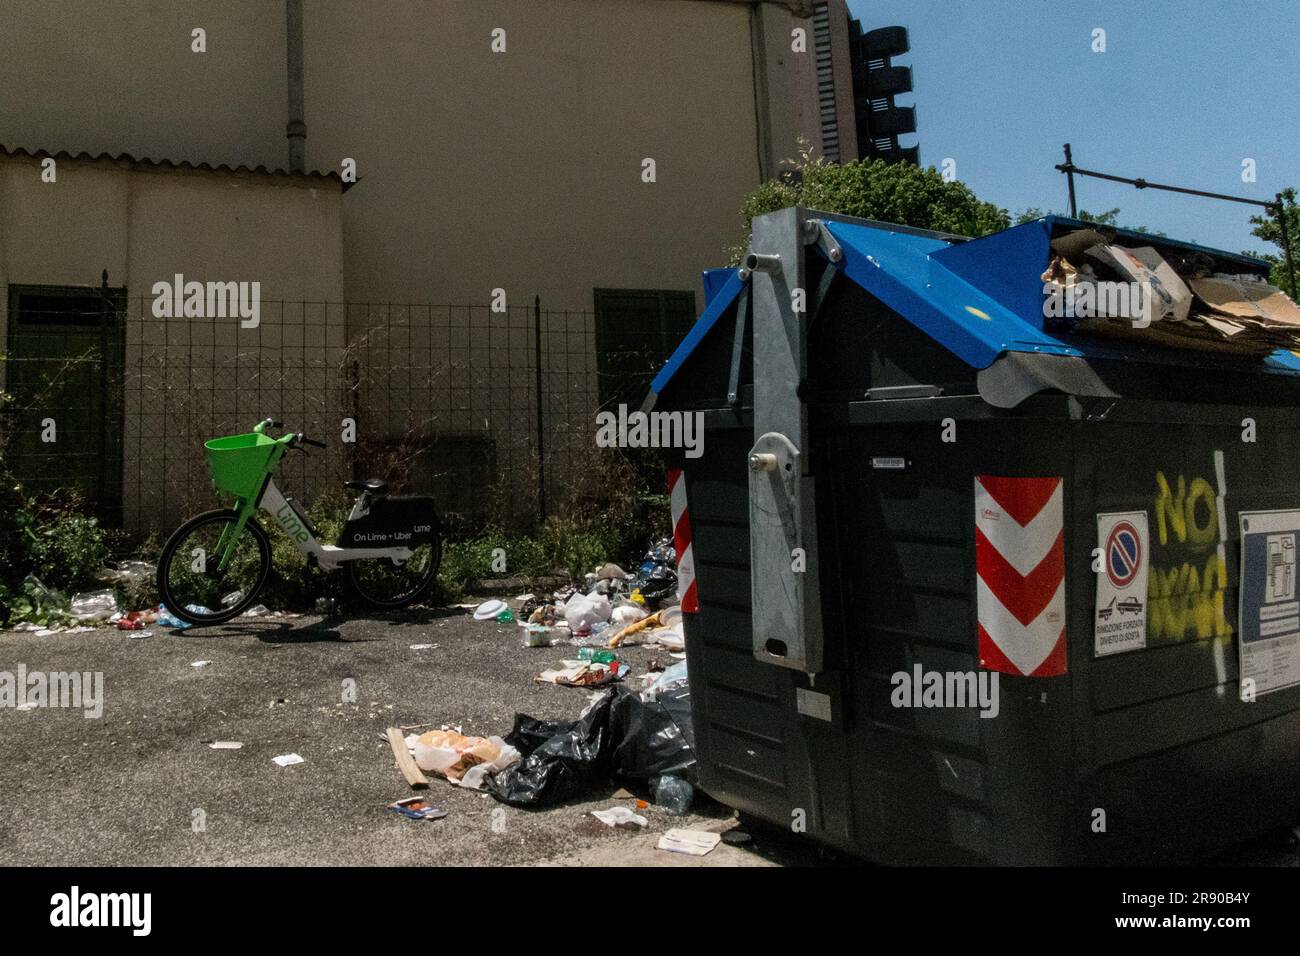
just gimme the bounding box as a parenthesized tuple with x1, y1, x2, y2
(975, 475, 1067, 677)
(667, 468, 698, 612)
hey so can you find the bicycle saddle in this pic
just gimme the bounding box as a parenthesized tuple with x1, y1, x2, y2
(345, 478, 388, 494)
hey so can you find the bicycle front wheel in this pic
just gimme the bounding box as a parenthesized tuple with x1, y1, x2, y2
(157, 509, 272, 626)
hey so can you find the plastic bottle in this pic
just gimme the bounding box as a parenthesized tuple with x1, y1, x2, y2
(578, 647, 618, 664)
(654, 775, 694, 815)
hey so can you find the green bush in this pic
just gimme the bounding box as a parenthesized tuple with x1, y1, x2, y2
(730, 142, 1011, 263)
(25, 510, 110, 592)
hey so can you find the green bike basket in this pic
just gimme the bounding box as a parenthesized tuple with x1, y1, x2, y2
(205, 432, 280, 500)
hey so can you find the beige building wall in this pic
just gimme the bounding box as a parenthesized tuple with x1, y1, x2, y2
(0, 0, 853, 528)
(0, 0, 838, 310)
(0, 152, 346, 530)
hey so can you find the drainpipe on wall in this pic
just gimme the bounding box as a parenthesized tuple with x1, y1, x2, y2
(749, 4, 775, 182)
(285, 0, 306, 173)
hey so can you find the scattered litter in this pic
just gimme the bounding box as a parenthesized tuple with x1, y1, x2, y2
(535, 660, 630, 687)
(473, 599, 506, 621)
(411, 729, 520, 790)
(408, 643, 440, 651)
(97, 560, 155, 588)
(657, 829, 720, 857)
(387, 796, 448, 821)
(117, 609, 157, 630)
(69, 589, 118, 623)
(607, 609, 665, 648)
(654, 774, 695, 815)
(611, 603, 648, 628)
(387, 726, 430, 790)
(520, 624, 560, 648)
(156, 605, 192, 629)
(190, 660, 212, 669)
(487, 693, 616, 807)
(272, 753, 305, 767)
(495, 607, 515, 623)
(240, 604, 271, 618)
(563, 592, 612, 634)
(128, 630, 153, 640)
(591, 806, 648, 829)
(596, 563, 627, 581)
(209, 741, 243, 750)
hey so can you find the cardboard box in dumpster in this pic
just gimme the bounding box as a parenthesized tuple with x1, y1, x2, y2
(1085, 244, 1192, 324)
(1190, 275, 1300, 326)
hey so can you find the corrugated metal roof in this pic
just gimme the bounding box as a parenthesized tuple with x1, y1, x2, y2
(0, 144, 343, 187)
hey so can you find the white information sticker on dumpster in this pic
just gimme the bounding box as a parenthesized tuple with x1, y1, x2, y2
(1238, 510, 1300, 698)
(1094, 512, 1149, 656)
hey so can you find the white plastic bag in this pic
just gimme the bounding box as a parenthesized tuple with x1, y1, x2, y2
(564, 592, 611, 632)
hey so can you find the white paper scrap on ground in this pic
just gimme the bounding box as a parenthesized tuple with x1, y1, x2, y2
(191, 660, 212, 668)
(210, 741, 243, 750)
(408, 644, 439, 650)
(272, 753, 305, 767)
(657, 829, 721, 856)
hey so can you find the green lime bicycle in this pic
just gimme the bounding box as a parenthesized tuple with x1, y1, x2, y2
(156, 419, 441, 626)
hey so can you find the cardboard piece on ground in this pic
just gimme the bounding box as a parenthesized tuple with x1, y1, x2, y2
(657, 829, 721, 856)
(272, 753, 305, 767)
(386, 727, 429, 790)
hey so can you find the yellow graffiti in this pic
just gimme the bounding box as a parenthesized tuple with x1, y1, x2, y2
(1147, 552, 1232, 643)
(1154, 472, 1218, 548)
(1148, 470, 1232, 644)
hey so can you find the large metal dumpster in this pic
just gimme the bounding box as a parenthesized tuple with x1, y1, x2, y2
(647, 206, 1300, 865)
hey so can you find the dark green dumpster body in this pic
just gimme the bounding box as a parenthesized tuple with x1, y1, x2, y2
(650, 207, 1300, 864)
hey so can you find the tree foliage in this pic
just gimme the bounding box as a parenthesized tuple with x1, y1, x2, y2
(731, 144, 1010, 263)
(1246, 187, 1298, 292)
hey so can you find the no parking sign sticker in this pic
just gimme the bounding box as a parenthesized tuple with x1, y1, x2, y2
(1094, 512, 1150, 656)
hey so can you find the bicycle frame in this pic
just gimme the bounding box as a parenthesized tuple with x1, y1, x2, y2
(256, 479, 414, 571)
(211, 427, 414, 572)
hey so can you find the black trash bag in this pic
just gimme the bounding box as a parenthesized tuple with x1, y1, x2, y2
(638, 566, 678, 603)
(486, 692, 615, 807)
(608, 683, 696, 784)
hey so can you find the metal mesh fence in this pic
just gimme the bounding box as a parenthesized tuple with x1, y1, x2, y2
(0, 290, 676, 536)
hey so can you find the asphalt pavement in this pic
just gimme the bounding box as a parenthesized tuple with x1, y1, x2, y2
(2, 605, 1294, 867)
(0, 604, 816, 867)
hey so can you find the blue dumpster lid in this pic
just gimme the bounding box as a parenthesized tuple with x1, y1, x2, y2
(650, 214, 1300, 401)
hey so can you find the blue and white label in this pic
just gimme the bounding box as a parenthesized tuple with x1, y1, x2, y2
(1238, 510, 1300, 697)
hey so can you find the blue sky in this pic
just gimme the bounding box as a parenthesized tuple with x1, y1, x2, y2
(846, 0, 1296, 256)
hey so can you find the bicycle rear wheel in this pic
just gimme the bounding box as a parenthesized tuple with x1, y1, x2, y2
(157, 509, 272, 626)
(345, 537, 441, 609)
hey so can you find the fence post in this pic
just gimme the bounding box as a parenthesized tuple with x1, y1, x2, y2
(534, 295, 547, 524)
